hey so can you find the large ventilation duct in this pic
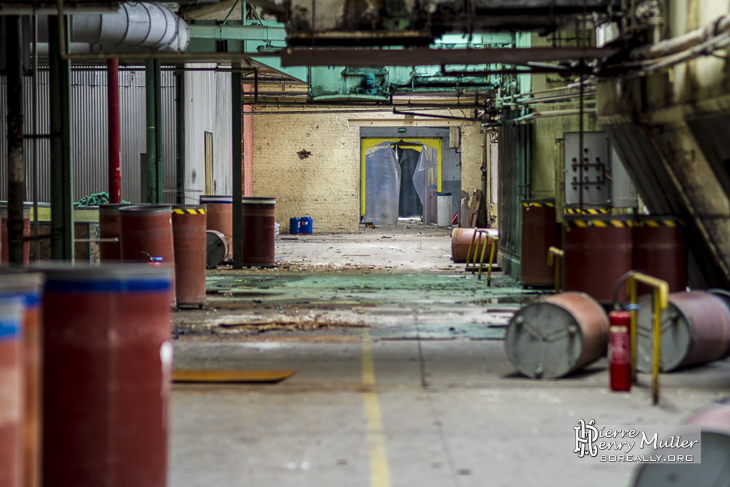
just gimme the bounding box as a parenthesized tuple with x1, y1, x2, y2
(37, 2, 189, 54)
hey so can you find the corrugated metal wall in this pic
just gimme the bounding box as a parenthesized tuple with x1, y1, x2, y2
(0, 67, 177, 204)
(182, 64, 232, 204)
(498, 120, 531, 279)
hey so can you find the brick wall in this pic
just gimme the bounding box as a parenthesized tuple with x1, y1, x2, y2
(253, 100, 485, 233)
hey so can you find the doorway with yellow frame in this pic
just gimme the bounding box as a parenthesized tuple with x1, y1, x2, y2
(360, 137, 443, 222)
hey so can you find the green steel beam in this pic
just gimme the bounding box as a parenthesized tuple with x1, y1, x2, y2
(232, 63, 243, 269)
(188, 23, 286, 42)
(49, 16, 74, 261)
(146, 59, 163, 204)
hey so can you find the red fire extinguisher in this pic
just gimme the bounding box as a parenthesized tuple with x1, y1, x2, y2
(609, 310, 631, 391)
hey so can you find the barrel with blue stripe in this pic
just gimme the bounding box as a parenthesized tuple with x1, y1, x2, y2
(0, 270, 44, 487)
(242, 197, 276, 266)
(0, 295, 24, 487)
(41, 265, 172, 487)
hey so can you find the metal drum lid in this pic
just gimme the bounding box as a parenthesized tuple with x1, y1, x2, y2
(505, 302, 584, 379)
(206, 230, 228, 269)
(636, 298, 689, 373)
(119, 205, 171, 215)
(200, 195, 232, 204)
(242, 197, 276, 205)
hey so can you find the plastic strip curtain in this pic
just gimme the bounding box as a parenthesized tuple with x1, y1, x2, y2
(363, 142, 400, 224)
(412, 146, 437, 224)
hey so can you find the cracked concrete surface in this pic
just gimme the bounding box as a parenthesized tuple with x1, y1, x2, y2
(170, 223, 730, 487)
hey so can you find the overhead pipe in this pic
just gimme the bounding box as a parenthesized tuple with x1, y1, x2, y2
(630, 12, 730, 60)
(44, 0, 190, 58)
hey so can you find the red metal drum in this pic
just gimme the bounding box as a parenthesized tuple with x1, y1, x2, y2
(0, 295, 24, 487)
(451, 228, 497, 263)
(99, 204, 132, 261)
(41, 265, 172, 487)
(119, 205, 175, 305)
(520, 200, 560, 287)
(636, 291, 730, 372)
(563, 216, 633, 303)
(505, 292, 609, 379)
(0, 271, 44, 487)
(172, 205, 207, 307)
(200, 195, 233, 260)
(1, 207, 30, 265)
(633, 216, 687, 293)
(241, 197, 276, 266)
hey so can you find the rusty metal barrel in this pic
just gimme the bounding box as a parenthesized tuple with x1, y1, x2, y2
(1, 207, 30, 265)
(451, 228, 496, 263)
(172, 205, 207, 307)
(200, 195, 233, 260)
(633, 216, 687, 293)
(505, 292, 609, 379)
(241, 197, 276, 267)
(0, 295, 24, 487)
(205, 230, 228, 269)
(119, 205, 175, 305)
(636, 291, 730, 372)
(562, 215, 633, 302)
(0, 270, 44, 487)
(41, 265, 173, 487)
(633, 402, 730, 487)
(99, 204, 132, 261)
(520, 200, 560, 287)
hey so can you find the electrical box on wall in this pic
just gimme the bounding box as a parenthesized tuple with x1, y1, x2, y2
(563, 132, 637, 208)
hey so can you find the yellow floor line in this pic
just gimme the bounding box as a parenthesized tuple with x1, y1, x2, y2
(361, 329, 391, 487)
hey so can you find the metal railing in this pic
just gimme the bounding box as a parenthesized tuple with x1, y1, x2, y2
(622, 272, 669, 406)
(547, 246, 564, 293)
(465, 230, 499, 285)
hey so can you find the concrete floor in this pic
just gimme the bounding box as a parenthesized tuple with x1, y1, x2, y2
(171, 223, 730, 487)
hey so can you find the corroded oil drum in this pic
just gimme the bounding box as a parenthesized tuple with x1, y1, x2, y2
(633, 216, 687, 293)
(636, 291, 730, 372)
(0, 271, 44, 487)
(119, 205, 175, 305)
(505, 292, 609, 379)
(520, 200, 560, 287)
(0, 295, 23, 487)
(1, 207, 30, 265)
(41, 265, 172, 487)
(99, 204, 132, 261)
(205, 230, 228, 269)
(200, 195, 233, 259)
(451, 228, 496, 263)
(633, 403, 730, 487)
(172, 205, 206, 307)
(241, 197, 276, 266)
(563, 216, 633, 302)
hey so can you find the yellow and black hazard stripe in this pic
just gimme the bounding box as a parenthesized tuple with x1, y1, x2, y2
(522, 201, 555, 208)
(173, 208, 206, 215)
(635, 218, 683, 228)
(563, 208, 610, 215)
(564, 218, 633, 228)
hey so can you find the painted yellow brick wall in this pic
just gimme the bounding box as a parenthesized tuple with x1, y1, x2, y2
(253, 102, 484, 233)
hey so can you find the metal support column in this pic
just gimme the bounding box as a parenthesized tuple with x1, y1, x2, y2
(108, 58, 121, 203)
(145, 58, 163, 204)
(49, 15, 74, 261)
(232, 63, 243, 268)
(6, 16, 25, 265)
(175, 64, 186, 204)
